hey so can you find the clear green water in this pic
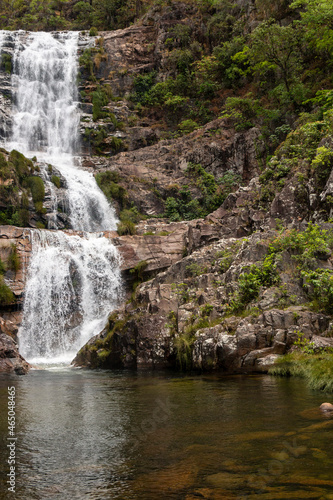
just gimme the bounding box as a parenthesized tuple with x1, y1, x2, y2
(0, 370, 333, 500)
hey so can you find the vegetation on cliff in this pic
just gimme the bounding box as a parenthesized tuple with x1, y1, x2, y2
(0, 149, 44, 226)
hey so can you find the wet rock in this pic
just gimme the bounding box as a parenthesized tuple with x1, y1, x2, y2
(0, 333, 30, 374)
(320, 403, 333, 413)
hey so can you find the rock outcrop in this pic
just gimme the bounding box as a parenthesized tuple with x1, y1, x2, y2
(0, 333, 30, 374)
(73, 224, 333, 371)
(82, 120, 264, 217)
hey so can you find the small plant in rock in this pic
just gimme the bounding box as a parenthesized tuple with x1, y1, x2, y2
(173, 332, 195, 371)
(301, 268, 333, 314)
(293, 331, 316, 354)
(186, 262, 207, 277)
(0, 277, 15, 305)
(171, 282, 192, 305)
(7, 244, 20, 273)
(200, 304, 214, 317)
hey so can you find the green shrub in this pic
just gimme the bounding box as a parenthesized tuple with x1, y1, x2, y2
(269, 223, 333, 269)
(276, 121, 325, 161)
(7, 244, 20, 273)
(221, 95, 270, 131)
(186, 262, 206, 276)
(117, 220, 136, 235)
(92, 88, 109, 121)
(301, 268, 333, 314)
(89, 26, 98, 36)
(311, 146, 333, 190)
(200, 304, 214, 317)
(95, 171, 128, 207)
(1, 53, 12, 73)
(24, 176, 45, 208)
(0, 277, 15, 305)
(0, 257, 5, 275)
(165, 188, 203, 221)
(131, 71, 157, 103)
(84, 127, 107, 154)
(130, 260, 148, 282)
(109, 137, 124, 154)
(79, 48, 94, 79)
(173, 332, 195, 371)
(178, 119, 199, 135)
(228, 254, 280, 312)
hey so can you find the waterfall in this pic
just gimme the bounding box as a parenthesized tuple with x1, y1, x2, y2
(2, 32, 122, 364)
(20, 231, 122, 364)
(8, 31, 117, 232)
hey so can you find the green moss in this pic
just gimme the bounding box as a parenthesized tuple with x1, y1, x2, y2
(9, 150, 33, 181)
(24, 176, 45, 211)
(95, 171, 128, 207)
(97, 349, 111, 362)
(51, 175, 61, 189)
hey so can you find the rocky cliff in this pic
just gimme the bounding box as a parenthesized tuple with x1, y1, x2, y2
(1, 1, 333, 376)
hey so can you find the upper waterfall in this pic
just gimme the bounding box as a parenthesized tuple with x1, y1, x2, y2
(10, 31, 79, 156)
(6, 31, 118, 232)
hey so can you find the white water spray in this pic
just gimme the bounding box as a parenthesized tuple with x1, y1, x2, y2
(4, 32, 122, 364)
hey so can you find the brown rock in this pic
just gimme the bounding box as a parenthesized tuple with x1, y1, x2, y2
(0, 334, 30, 374)
(320, 403, 333, 413)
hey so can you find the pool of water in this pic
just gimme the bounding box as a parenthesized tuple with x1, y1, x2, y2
(0, 369, 333, 499)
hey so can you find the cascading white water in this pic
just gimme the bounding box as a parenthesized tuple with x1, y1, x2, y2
(20, 231, 122, 364)
(3, 32, 123, 365)
(8, 31, 117, 232)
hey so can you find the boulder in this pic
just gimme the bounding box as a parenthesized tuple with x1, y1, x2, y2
(319, 403, 333, 413)
(0, 334, 30, 374)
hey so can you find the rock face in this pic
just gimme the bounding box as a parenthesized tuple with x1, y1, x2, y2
(73, 225, 333, 371)
(0, 333, 30, 374)
(82, 120, 264, 217)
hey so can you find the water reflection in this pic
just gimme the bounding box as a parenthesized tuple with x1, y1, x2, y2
(0, 371, 333, 499)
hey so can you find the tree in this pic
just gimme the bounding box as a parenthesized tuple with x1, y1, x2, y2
(249, 21, 303, 94)
(291, 0, 333, 58)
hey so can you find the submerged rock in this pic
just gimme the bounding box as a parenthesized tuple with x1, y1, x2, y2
(320, 403, 333, 413)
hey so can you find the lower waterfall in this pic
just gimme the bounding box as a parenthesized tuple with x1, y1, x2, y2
(0, 30, 123, 365)
(20, 231, 122, 365)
